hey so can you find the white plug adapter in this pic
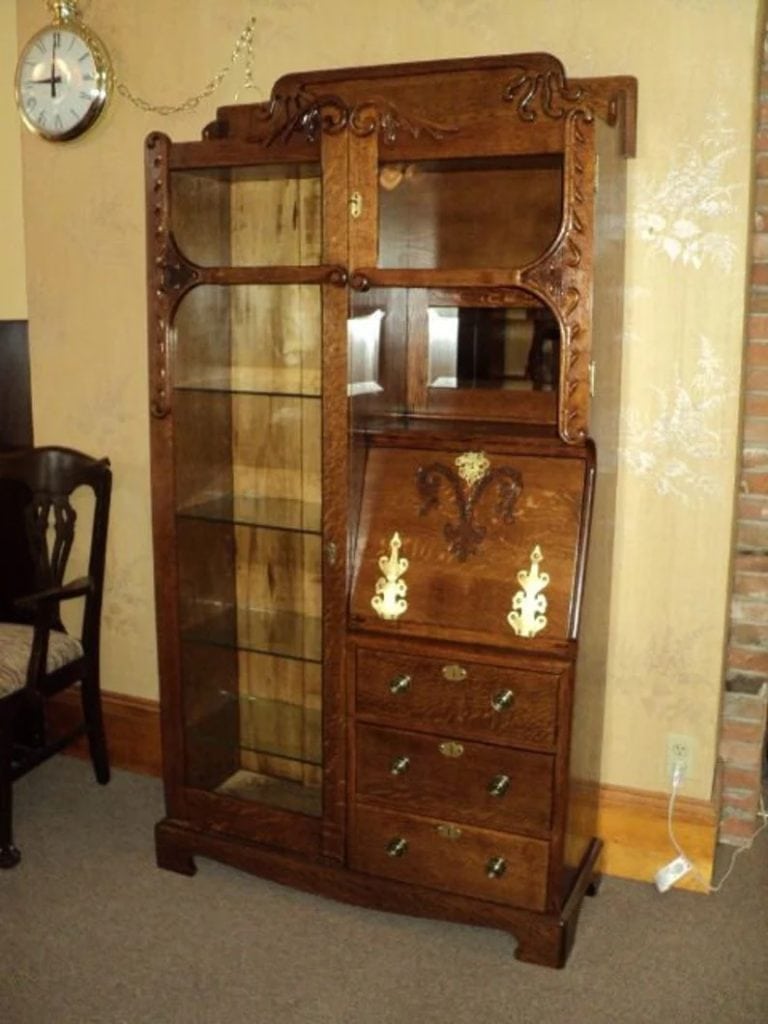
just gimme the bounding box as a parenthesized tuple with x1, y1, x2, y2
(654, 854, 692, 893)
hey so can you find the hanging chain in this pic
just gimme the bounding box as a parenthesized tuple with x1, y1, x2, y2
(115, 14, 258, 116)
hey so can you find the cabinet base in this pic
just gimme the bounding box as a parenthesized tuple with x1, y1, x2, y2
(155, 818, 601, 969)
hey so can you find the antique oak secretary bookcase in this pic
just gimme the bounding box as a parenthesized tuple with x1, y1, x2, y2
(146, 54, 637, 968)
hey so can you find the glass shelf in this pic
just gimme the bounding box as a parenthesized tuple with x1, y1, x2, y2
(182, 607, 322, 663)
(204, 692, 321, 765)
(174, 367, 322, 398)
(216, 769, 322, 816)
(177, 495, 322, 533)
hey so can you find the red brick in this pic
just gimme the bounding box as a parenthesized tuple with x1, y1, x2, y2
(757, 153, 768, 178)
(751, 290, 768, 314)
(733, 571, 768, 599)
(756, 184, 768, 210)
(745, 367, 768, 391)
(735, 520, 768, 549)
(719, 816, 759, 843)
(755, 128, 768, 151)
(722, 764, 764, 790)
(740, 450, 768, 472)
(754, 233, 768, 258)
(747, 316, 768, 340)
(745, 394, 768, 418)
(722, 789, 761, 815)
(730, 624, 768, 648)
(726, 644, 768, 674)
(724, 692, 768, 721)
(744, 418, 768, 444)
(720, 718, 767, 745)
(740, 470, 768, 495)
(720, 738, 765, 765)
(738, 494, 768, 520)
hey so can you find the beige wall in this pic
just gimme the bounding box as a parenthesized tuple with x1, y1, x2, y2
(1, 4, 26, 317)
(11, 0, 761, 800)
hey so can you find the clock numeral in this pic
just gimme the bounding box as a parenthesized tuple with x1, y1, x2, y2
(37, 111, 47, 126)
(82, 73, 94, 81)
(78, 52, 90, 63)
(25, 96, 37, 111)
(69, 108, 79, 120)
(79, 91, 91, 101)
(54, 114, 63, 131)
(53, 31, 61, 47)
(35, 40, 46, 54)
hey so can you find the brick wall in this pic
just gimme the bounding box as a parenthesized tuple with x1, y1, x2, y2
(720, 19, 768, 846)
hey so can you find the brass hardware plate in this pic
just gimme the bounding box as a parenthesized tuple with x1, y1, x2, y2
(441, 663, 467, 682)
(435, 823, 463, 840)
(438, 740, 464, 758)
(508, 545, 549, 638)
(371, 531, 409, 621)
(349, 190, 363, 219)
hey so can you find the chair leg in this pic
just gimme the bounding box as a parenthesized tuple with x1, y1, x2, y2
(0, 702, 21, 868)
(80, 668, 110, 786)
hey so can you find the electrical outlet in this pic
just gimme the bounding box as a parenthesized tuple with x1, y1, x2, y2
(666, 734, 694, 784)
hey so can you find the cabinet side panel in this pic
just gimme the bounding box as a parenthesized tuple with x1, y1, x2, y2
(567, 119, 629, 869)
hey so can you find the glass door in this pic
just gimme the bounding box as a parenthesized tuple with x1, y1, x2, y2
(168, 161, 325, 817)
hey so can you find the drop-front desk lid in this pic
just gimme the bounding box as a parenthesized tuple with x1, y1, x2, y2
(349, 439, 594, 650)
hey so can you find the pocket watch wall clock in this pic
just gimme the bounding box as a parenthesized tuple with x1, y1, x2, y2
(15, 1, 112, 142)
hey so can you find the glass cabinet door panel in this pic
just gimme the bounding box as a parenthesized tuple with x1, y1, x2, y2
(174, 284, 321, 396)
(175, 390, 321, 532)
(170, 164, 322, 267)
(378, 155, 563, 270)
(180, 642, 322, 817)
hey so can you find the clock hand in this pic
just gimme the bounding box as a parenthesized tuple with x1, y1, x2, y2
(50, 33, 57, 99)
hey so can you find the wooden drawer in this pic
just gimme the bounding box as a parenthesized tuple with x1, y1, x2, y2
(356, 723, 554, 835)
(349, 804, 549, 911)
(355, 646, 561, 749)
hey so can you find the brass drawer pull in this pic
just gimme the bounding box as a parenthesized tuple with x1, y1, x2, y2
(486, 856, 507, 879)
(438, 740, 464, 758)
(389, 673, 412, 695)
(386, 836, 408, 858)
(441, 663, 467, 682)
(390, 755, 410, 776)
(491, 688, 515, 712)
(487, 773, 511, 797)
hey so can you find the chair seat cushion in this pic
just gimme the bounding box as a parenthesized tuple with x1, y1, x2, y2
(0, 623, 83, 699)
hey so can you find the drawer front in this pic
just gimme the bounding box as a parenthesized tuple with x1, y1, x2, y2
(355, 646, 561, 749)
(349, 804, 549, 911)
(356, 723, 554, 835)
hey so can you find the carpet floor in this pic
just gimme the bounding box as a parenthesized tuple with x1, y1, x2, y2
(2, 757, 767, 1024)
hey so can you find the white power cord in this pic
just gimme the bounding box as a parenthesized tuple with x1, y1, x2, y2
(664, 765, 768, 894)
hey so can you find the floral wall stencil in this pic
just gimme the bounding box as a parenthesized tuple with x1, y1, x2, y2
(634, 109, 740, 271)
(620, 337, 736, 502)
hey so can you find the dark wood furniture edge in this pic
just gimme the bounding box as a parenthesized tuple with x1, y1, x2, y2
(155, 817, 601, 969)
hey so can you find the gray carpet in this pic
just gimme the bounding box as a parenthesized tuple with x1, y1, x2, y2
(2, 758, 766, 1024)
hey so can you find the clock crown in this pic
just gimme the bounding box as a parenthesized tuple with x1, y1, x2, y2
(47, 0, 81, 25)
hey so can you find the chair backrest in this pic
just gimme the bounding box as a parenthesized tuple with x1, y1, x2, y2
(0, 447, 111, 647)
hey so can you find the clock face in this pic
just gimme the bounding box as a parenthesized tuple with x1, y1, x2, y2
(15, 25, 111, 142)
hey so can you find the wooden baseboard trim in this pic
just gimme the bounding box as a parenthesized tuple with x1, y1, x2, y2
(48, 688, 162, 777)
(49, 691, 717, 890)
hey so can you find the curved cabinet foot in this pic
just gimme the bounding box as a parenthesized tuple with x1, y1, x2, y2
(0, 843, 21, 869)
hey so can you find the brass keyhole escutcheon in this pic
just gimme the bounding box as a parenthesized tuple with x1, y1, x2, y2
(349, 190, 363, 219)
(438, 740, 464, 758)
(441, 663, 467, 682)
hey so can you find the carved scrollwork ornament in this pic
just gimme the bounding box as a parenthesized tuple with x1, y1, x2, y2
(503, 64, 585, 122)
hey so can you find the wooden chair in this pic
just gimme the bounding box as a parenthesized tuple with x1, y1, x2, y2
(0, 446, 111, 868)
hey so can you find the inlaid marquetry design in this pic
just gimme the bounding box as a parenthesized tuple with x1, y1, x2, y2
(244, 86, 459, 147)
(417, 455, 523, 562)
(507, 546, 549, 639)
(371, 532, 409, 621)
